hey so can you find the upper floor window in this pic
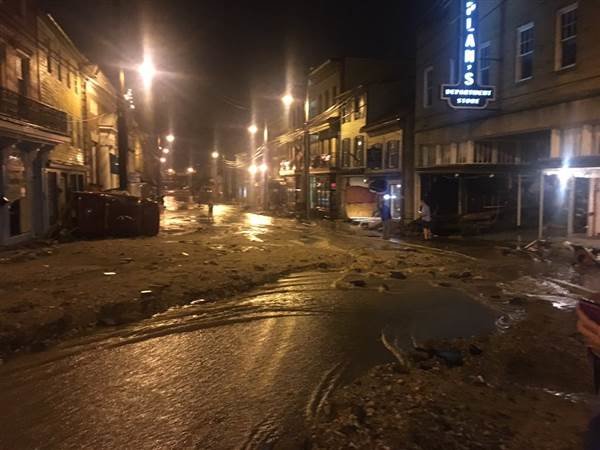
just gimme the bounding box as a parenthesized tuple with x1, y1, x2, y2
(341, 138, 351, 168)
(354, 95, 365, 120)
(324, 90, 330, 109)
(367, 144, 383, 170)
(341, 101, 353, 123)
(516, 23, 534, 81)
(479, 42, 491, 85)
(353, 136, 365, 167)
(386, 140, 401, 169)
(332, 86, 337, 103)
(423, 66, 433, 108)
(57, 52, 62, 81)
(556, 3, 577, 69)
(67, 70, 71, 89)
(46, 40, 52, 73)
(318, 94, 323, 113)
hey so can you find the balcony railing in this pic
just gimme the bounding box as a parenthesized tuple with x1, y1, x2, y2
(0, 87, 68, 135)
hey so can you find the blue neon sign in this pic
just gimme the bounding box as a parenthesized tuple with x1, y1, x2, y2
(441, 0, 496, 109)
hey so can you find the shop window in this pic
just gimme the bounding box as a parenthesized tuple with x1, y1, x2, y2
(516, 23, 534, 81)
(341, 138, 351, 168)
(311, 176, 330, 210)
(353, 136, 365, 167)
(556, 4, 577, 70)
(386, 140, 401, 169)
(367, 144, 383, 170)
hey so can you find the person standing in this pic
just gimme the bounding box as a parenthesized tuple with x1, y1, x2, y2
(380, 196, 393, 240)
(419, 199, 432, 240)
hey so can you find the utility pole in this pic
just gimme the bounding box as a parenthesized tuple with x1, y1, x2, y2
(115, 0, 129, 191)
(303, 87, 312, 221)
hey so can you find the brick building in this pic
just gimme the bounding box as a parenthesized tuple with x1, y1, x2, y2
(415, 0, 600, 237)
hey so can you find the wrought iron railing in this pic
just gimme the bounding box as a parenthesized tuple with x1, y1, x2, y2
(0, 87, 68, 135)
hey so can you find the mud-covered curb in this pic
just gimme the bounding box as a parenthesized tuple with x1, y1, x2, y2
(0, 260, 337, 360)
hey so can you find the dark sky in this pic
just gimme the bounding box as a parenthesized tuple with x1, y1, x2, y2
(41, 0, 423, 169)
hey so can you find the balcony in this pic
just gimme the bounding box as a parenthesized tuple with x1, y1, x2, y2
(0, 87, 68, 135)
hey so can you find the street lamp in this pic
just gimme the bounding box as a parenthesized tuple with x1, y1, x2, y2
(259, 163, 268, 173)
(248, 164, 258, 175)
(211, 151, 220, 159)
(281, 94, 294, 108)
(138, 56, 156, 90)
(187, 167, 195, 174)
(162, 148, 170, 154)
(166, 134, 175, 143)
(159, 157, 167, 163)
(248, 124, 258, 135)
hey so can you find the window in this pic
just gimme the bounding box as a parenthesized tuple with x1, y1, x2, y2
(561, 128, 582, 157)
(457, 142, 470, 164)
(332, 86, 337, 103)
(89, 98, 98, 116)
(475, 142, 496, 163)
(67, 70, 71, 88)
(0, 44, 6, 87)
(367, 144, 383, 170)
(341, 138, 351, 168)
(423, 66, 433, 107)
(342, 101, 353, 123)
(16, 54, 29, 97)
(46, 40, 52, 73)
(318, 94, 323, 113)
(354, 95, 365, 120)
(57, 52, 62, 81)
(557, 4, 577, 69)
(420, 145, 436, 167)
(441, 144, 454, 165)
(479, 42, 491, 85)
(324, 90, 330, 109)
(516, 23, 534, 81)
(74, 73, 79, 93)
(386, 140, 401, 169)
(353, 136, 365, 167)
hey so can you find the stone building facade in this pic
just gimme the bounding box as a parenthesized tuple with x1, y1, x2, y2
(415, 0, 600, 237)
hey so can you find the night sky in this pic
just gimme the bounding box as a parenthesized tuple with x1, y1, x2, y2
(41, 0, 425, 170)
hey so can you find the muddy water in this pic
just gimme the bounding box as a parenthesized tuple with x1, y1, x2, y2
(0, 271, 497, 449)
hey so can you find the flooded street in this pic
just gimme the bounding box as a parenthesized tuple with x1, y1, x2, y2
(0, 269, 496, 449)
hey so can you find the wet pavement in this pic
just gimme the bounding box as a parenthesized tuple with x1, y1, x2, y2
(0, 270, 497, 449)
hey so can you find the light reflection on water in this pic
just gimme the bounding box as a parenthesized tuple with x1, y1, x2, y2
(237, 213, 274, 242)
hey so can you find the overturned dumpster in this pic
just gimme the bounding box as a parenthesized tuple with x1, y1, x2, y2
(72, 192, 160, 238)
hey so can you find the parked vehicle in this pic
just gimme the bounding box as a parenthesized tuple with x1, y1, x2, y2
(72, 192, 160, 238)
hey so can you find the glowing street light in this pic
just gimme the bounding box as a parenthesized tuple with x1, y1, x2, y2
(187, 167, 195, 174)
(162, 148, 170, 154)
(167, 168, 175, 175)
(281, 94, 294, 108)
(248, 164, 258, 175)
(138, 56, 156, 90)
(248, 124, 258, 135)
(159, 157, 167, 163)
(259, 163, 268, 173)
(166, 134, 175, 143)
(211, 151, 220, 159)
